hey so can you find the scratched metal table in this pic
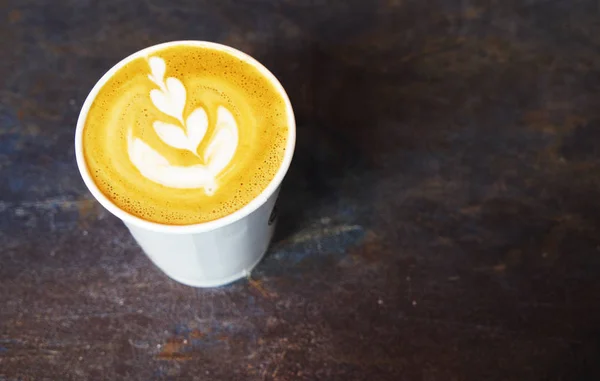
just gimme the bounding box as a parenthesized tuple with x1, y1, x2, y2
(2, 0, 600, 380)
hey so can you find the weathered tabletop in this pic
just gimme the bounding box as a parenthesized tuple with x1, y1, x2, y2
(3, 0, 600, 379)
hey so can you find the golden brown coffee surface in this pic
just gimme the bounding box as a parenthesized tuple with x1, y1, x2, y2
(82, 44, 289, 225)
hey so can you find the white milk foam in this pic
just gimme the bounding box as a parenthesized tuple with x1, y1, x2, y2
(127, 57, 239, 194)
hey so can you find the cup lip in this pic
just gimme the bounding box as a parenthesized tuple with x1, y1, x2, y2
(74, 40, 296, 234)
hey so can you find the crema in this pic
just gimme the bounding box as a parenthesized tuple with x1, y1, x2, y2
(82, 43, 289, 225)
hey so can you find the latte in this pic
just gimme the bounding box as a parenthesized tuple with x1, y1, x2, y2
(82, 43, 290, 225)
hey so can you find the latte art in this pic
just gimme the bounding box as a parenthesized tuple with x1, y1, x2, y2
(127, 56, 239, 194)
(82, 43, 289, 225)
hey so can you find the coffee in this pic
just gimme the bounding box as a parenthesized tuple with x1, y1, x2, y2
(82, 43, 289, 225)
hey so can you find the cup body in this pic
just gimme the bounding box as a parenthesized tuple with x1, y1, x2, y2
(125, 188, 279, 287)
(74, 41, 295, 287)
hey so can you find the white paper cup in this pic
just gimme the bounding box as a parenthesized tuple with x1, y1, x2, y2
(74, 41, 296, 287)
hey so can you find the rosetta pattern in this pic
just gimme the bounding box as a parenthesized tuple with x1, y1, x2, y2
(126, 56, 239, 195)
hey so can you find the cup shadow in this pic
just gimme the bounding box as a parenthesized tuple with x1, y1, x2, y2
(262, 42, 390, 244)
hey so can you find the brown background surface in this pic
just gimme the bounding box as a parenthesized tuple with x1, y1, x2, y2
(2, 0, 600, 380)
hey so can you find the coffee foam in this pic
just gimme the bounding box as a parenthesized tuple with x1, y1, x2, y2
(82, 44, 288, 225)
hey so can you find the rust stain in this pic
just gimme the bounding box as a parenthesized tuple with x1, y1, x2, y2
(474, 263, 507, 273)
(189, 329, 204, 339)
(74, 199, 98, 220)
(349, 231, 383, 263)
(460, 205, 482, 216)
(480, 36, 517, 63)
(464, 7, 484, 20)
(8, 10, 21, 24)
(156, 337, 191, 361)
(156, 352, 192, 361)
(564, 115, 588, 130)
(43, 43, 72, 56)
(523, 107, 587, 135)
(14, 100, 62, 122)
(247, 277, 276, 299)
(493, 263, 507, 273)
(522, 109, 557, 134)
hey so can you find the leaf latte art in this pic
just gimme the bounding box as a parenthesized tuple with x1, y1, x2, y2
(127, 56, 239, 194)
(82, 43, 289, 225)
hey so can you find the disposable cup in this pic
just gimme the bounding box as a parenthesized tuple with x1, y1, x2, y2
(74, 41, 296, 287)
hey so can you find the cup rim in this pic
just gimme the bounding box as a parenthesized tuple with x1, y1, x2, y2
(74, 40, 296, 234)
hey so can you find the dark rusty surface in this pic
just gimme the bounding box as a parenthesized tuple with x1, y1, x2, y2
(2, 0, 600, 379)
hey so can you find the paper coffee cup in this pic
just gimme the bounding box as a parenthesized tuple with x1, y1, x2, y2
(74, 41, 295, 287)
